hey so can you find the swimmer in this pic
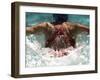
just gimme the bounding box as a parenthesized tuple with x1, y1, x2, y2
(26, 14, 89, 57)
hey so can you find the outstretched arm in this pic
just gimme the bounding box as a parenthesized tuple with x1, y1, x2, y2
(63, 22, 89, 34)
(26, 22, 54, 34)
(75, 23, 89, 33)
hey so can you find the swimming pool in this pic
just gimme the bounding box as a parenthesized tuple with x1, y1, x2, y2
(25, 13, 90, 68)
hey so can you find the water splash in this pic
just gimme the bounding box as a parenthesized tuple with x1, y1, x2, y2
(25, 32, 89, 68)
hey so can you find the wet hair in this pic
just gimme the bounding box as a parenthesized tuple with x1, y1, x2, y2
(53, 14, 68, 24)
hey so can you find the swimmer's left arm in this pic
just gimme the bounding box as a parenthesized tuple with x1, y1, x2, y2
(63, 22, 89, 34)
(76, 24, 89, 33)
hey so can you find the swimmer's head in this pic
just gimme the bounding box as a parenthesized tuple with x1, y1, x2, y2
(53, 14, 68, 24)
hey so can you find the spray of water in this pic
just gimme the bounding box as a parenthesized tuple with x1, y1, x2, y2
(25, 32, 89, 68)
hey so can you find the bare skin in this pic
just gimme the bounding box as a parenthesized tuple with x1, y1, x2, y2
(26, 22, 89, 57)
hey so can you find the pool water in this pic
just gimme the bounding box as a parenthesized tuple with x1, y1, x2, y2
(25, 13, 90, 68)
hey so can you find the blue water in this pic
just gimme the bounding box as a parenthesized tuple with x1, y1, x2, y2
(25, 12, 90, 68)
(26, 12, 89, 27)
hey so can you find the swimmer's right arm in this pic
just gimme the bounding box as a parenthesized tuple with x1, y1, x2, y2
(26, 22, 54, 34)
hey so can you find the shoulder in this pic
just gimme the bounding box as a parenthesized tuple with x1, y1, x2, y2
(63, 22, 77, 26)
(63, 22, 77, 30)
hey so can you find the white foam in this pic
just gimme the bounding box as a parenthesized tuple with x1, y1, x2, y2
(25, 33, 89, 68)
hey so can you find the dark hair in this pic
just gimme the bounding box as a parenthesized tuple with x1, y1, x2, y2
(53, 14, 68, 24)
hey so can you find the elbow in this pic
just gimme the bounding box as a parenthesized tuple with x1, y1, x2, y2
(83, 28, 89, 34)
(26, 27, 34, 34)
